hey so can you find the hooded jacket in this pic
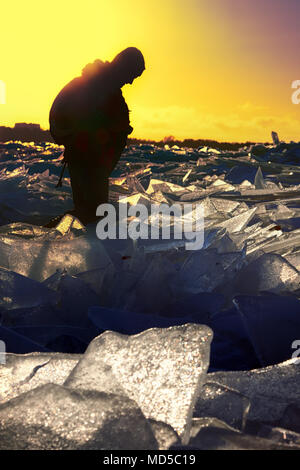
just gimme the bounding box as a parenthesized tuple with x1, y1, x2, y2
(49, 60, 132, 147)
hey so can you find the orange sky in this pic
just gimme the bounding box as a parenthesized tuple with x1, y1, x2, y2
(1, 0, 300, 142)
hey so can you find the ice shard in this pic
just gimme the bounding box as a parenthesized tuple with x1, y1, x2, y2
(2, 139, 300, 448)
(0, 232, 112, 282)
(207, 359, 300, 425)
(186, 417, 298, 450)
(0, 384, 157, 450)
(233, 253, 300, 295)
(254, 167, 267, 189)
(0, 267, 57, 310)
(194, 381, 250, 430)
(271, 131, 280, 146)
(65, 324, 213, 443)
(43, 272, 101, 327)
(234, 294, 300, 366)
(0, 352, 80, 404)
(216, 207, 257, 234)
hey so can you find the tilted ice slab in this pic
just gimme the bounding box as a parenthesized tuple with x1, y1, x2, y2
(232, 252, 300, 295)
(177, 248, 245, 294)
(193, 381, 250, 431)
(0, 352, 80, 404)
(1, 352, 300, 449)
(215, 207, 257, 234)
(0, 231, 112, 282)
(146, 178, 188, 195)
(65, 324, 213, 444)
(0, 267, 56, 310)
(207, 359, 300, 426)
(1, 142, 300, 448)
(0, 384, 158, 450)
(186, 417, 299, 450)
(42, 271, 102, 327)
(233, 294, 300, 367)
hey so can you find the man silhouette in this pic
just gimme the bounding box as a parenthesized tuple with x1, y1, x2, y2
(46, 47, 145, 227)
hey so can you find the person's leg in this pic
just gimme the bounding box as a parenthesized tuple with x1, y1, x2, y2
(71, 132, 128, 223)
(44, 143, 108, 227)
(68, 158, 110, 225)
(44, 132, 128, 227)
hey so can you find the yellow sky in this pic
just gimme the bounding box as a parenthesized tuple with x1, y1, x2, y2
(0, 0, 299, 142)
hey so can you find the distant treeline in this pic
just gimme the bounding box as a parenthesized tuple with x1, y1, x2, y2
(127, 137, 258, 151)
(0, 123, 259, 150)
(0, 123, 52, 143)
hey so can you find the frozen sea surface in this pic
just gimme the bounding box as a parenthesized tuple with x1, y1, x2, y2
(0, 140, 300, 449)
(0, 139, 299, 366)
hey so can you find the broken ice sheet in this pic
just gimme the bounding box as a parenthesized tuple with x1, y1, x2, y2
(146, 178, 186, 195)
(118, 192, 153, 209)
(149, 190, 169, 204)
(54, 214, 86, 235)
(270, 203, 295, 220)
(0, 232, 112, 281)
(254, 166, 267, 189)
(193, 381, 250, 431)
(0, 267, 56, 310)
(186, 417, 298, 450)
(121, 255, 180, 313)
(0, 222, 51, 239)
(214, 207, 257, 234)
(42, 271, 101, 327)
(75, 264, 115, 299)
(177, 248, 244, 294)
(148, 419, 179, 450)
(209, 179, 235, 191)
(284, 251, 300, 270)
(261, 229, 300, 255)
(232, 253, 300, 295)
(0, 352, 80, 404)
(1, 303, 68, 328)
(125, 175, 147, 194)
(11, 325, 96, 351)
(234, 294, 300, 367)
(208, 306, 260, 372)
(209, 198, 240, 215)
(210, 231, 240, 253)
(243, 223, 283, 255)
(2, 140, 300, 381)
(256, 423, 300, 447)
(208, 359, 300, 426)
(0, 326, 50, 354)
(278, 403, 300, 434)
(65, 324, 213, 444)
(0, 384, 157, 450)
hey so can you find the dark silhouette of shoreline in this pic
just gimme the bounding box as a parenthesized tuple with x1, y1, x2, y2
(0, 123, 52, 144)
(0, 122, 257, 151)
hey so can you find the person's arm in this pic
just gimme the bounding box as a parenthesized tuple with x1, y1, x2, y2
(102, 90, 132, 136)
